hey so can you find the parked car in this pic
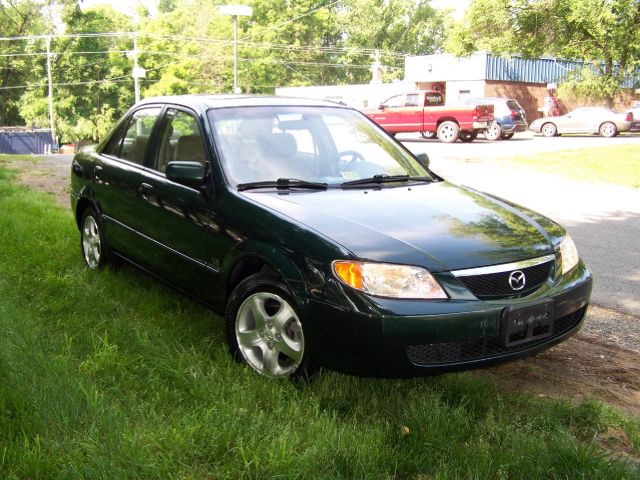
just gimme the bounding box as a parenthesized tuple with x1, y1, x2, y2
(529, 107, 633, 137)
(363, 91, 494, 143)
(71, 95, 592, 379)
(463, 97, 528, 140)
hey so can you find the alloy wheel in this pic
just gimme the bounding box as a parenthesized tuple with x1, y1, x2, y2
(235, 292, 304, 378)
(82, 215, 102, 269)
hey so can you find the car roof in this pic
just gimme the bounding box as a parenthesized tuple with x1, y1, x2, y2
(136, 94, 345, 113)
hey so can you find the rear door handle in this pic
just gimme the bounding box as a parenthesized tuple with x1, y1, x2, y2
(139, 183, 153, 200)
(93, 165, 103, 183)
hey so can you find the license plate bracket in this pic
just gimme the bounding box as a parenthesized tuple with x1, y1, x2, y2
(502, 300, 555, 348)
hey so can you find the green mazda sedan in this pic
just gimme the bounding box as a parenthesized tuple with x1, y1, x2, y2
(70, 95, 592, 378)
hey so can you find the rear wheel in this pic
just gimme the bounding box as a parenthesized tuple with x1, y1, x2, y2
(541, 122, 557, 137)
(459, 130, 478, 143)
(420, 131, 436, 139)
(437, 121, 460, 143)
(225, 274, 309, 379)
(501, 132, 514, 140)
(80, 208, 110, 269)
(484, 123, 502, 141)
(599, 122, 617, 137)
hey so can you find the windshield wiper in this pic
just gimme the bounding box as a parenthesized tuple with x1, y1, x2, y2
(237, 178, 328, 192)
(341, 174, 432, 188)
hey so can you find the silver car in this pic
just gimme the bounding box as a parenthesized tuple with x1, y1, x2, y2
(529, 107, 633, 137)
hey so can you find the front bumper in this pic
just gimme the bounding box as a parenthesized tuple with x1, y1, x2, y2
(300, 261, 592, 377)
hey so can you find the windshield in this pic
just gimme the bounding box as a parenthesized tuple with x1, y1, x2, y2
(208, 106, 432, 187)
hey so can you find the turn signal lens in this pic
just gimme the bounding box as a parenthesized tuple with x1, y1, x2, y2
(332, 261, 447, 299)
(333, 261, 363, 290)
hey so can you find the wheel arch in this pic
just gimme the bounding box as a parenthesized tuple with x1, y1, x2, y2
(74, 189, 100, 230)
(222, 241, 311, 306)
(436, 116, 459, 127)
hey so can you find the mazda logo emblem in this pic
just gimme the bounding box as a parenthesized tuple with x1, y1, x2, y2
(508, 270, 526, 291)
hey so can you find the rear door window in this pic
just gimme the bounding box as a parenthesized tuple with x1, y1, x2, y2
(117, 108, 162, 165)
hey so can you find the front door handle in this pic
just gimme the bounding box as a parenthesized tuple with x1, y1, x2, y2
(138, 183, 153, 200)
(93, 165, 103, 183)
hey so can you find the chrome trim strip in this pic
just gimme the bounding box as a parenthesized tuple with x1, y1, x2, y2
(450, 254, 555, 277)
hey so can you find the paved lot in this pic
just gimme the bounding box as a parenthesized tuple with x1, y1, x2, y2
(403, 134, 640, 316)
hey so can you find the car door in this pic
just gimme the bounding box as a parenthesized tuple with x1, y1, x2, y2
(373, 94, 404, 131)
(96, 106, 163, 261)
(134, 107, 220, 299)
(399, 93, 423, 132)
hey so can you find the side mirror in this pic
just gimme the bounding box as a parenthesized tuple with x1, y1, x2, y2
(416, 152, 430, 169)
(378, 104, 386, 110)
(166, 161, 205, 187)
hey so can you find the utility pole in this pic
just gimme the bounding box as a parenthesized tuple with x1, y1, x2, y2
(133, 33, 140, 103)
(45, 35, 56, 146)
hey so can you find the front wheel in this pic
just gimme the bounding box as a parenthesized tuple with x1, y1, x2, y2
(80, 208, 110, 269)
(225, 274, 309, 378)
(421, 131, 436, 139)
(459, 130, 478, 143)
(541, 122, 557, 137)
(437, 121, 460, 143)
(599, 122, 617, 137)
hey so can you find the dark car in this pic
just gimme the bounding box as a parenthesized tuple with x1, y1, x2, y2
(70, 95, 592, 378)
(464, 97, 528, 140)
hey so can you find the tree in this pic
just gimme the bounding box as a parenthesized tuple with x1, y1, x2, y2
(19, 3, 134, 142)
(445, 0, 640, 104)
(0, 0, 58, 126)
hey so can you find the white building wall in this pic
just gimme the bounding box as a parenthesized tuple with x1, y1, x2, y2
(444, 80, 487, 103)
(404, 51, 488, 83)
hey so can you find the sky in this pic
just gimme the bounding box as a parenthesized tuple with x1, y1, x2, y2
(80, 0, 470, 20)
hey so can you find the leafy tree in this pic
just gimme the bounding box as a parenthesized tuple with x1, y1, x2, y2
(445, 0, 640, 104)
(20, 3, 134, 142)
(0, 0, 60, 126)
(336, 0, 447, 83)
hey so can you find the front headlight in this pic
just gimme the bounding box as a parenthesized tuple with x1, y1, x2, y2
(332, 261, 447, 299)
(559, 235, 579, 275)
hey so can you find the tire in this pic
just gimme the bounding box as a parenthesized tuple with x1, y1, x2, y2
(421, 131, 436, 139)
(80, 207, 110, 269)
(225, 273, 310, 378)
(599, 122, 617, 137)
(484, 123, 502, 141)
(437, 121, 460, 143)
(541, 122, 557, 137)
(459, 130, 478, 143)
(501, 132, 514, 140)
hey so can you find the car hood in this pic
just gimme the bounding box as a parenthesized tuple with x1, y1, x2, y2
(241, 181, 557, 272)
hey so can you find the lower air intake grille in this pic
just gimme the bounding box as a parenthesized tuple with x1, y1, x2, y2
(406, 306, 586, 366)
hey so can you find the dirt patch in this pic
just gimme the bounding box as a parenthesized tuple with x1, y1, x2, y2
(478, 333, 640, 418)
(5, 156, 640, 421)
(5, 156, 72, 207)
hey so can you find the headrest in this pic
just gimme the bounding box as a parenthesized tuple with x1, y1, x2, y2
(175, 135, 206, 163)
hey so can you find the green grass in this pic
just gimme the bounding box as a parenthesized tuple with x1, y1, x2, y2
(0, 164, 639, 479)
(501, 145, 640, 188)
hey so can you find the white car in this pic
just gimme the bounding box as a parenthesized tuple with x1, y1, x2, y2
(529, 107, 633, 137)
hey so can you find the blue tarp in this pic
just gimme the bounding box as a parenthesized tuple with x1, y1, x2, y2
(0, 130, 53, 154)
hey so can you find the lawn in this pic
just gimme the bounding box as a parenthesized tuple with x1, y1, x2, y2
(501, 145, 640, 188)
(0, 163, 638, 479)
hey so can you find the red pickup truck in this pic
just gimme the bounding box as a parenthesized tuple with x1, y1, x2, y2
(364, 91, 494, 143)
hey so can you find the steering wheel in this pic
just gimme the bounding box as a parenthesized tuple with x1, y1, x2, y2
(334, 150, 365, 173)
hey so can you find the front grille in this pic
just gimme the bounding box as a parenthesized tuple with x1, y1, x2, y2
(406, 306, 586, 366)
(456, 261, 553, 299)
